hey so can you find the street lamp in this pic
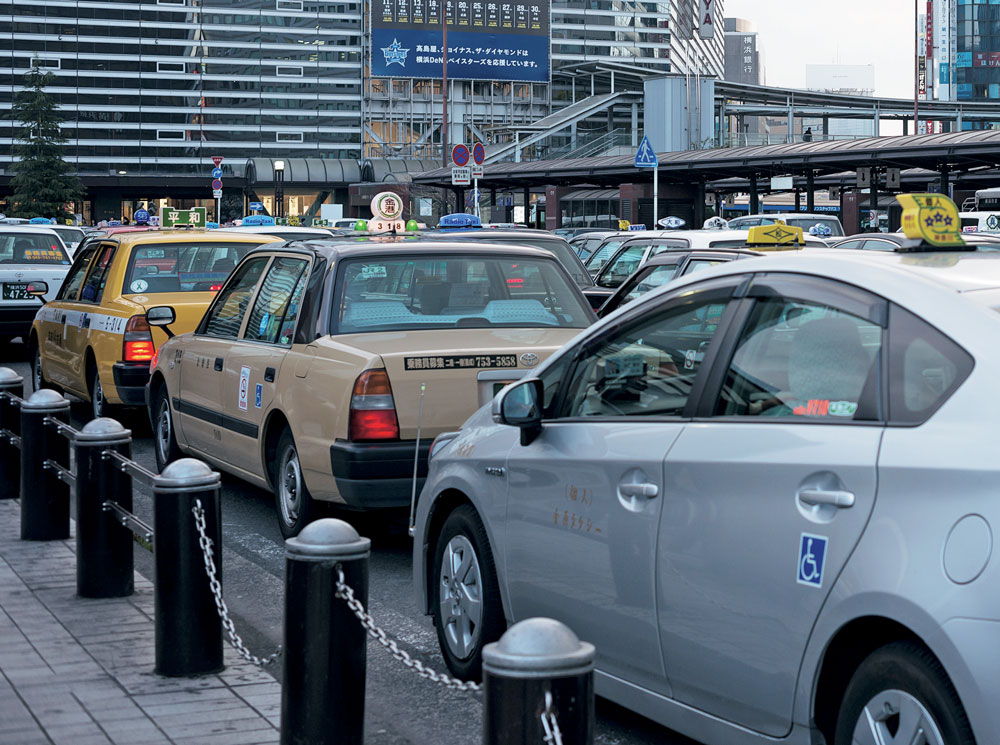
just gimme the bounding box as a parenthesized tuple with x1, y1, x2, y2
(274, 160, 285, 219)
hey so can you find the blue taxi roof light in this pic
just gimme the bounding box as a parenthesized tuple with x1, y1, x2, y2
(29, 217, 53, 224)
(437, 213, 482, 230)
(241, 215, 276, 226)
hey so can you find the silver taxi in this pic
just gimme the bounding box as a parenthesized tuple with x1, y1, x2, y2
(414, 247, 1000, 745)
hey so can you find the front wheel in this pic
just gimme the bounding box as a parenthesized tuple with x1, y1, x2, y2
(273, 428, 319, 539)
(834, 641, 975, 745)
(152, 385, 181, 472)
(431, 505, 505, 681)
(31, 343, 48, 392)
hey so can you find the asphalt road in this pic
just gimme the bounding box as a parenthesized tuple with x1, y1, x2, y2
(1, 338, 698, 745)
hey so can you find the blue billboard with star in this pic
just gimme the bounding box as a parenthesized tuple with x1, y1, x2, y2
(371, 0, 550, 83)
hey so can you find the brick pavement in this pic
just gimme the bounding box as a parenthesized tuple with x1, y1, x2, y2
(0, 500, 281, 745)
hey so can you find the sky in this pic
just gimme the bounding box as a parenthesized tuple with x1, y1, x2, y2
(725, 0, 916, 98)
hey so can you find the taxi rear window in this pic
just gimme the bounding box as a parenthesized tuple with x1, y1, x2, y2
(122, 241, 266, 294)
(0, 233, 71, 264)
(334, 255, 593, 334)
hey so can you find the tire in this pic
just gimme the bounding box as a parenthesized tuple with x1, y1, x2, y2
(834, 641, 975, 745)
(31, 342, 49, 392)
(273, 428, 319, 539)
(431, 505, 505, 681)
(86, 359, 113, 421)
(152, 384, 181, 472)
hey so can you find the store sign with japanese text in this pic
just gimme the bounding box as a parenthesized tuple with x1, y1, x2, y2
(371, 0, 550, 82)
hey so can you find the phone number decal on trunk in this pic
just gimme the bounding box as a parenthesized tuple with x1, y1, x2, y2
(405, 354, 518, 370)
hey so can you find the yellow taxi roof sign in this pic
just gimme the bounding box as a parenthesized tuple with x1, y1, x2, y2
(897, 193, 966, 248)
(746, 223, 805, 250)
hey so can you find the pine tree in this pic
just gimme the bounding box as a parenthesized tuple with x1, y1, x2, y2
(7, 65, 85, 220)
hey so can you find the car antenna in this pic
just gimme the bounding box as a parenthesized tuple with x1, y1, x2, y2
(408, 382, 426, 537)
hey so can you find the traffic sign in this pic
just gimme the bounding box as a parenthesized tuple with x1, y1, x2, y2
(211, 167, 223, 179)
(471, 165, 484, 179)
(472, 142, 486, 165)
(161, 207, 207, 228)
(451, 167, 471, 186)
(213, 189, 223, 199)
(466, 189, 482, 205)
(212, 179, 223, 190)
(211, 155, 224, 167)
(634, 135, 658, 168)
(452, 144, 470, 167)
(249, 201, 264, 211)
(497, 194, 514, 207)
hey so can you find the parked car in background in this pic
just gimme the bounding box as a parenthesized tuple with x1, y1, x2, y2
(215, 225, 338, 242)
(0, 225, 73, 343)
(146, 238, 595, 537)
(569, 230, 625, 260)
(832, 231, 1000, 251)
(30, 230, 279, 418)
(727, 212, 845, 236)
(48, 225, 87, 256)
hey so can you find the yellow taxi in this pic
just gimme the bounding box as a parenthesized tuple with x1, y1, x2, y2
(146, 238, 596, 536)
(30, 230, 280, 418)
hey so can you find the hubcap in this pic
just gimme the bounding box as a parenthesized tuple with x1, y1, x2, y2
(852, 689, 945, 745)
(157, 400, 172, 462)
(278, 445, 301, 527)
(438, 535, 483, 660)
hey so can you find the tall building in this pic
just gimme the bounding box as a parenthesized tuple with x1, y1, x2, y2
(805, 64, 875, 138)
(723, 17, 763, 86)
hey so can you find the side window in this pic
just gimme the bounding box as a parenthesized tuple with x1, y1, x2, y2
(243, 257, 309, 344)
(834, 240, 865, 250)
(888, 304, 973, 424)
(202, 257, 270, 338)
(861, 240, 895, 251)
(716, 295, 883, 419)
(79, 245, 116, 303)
(562, 292, 732, 418)
(56, 246, 98, 301)
(682, 259, 726, 276)
(598, 245, 646, 288)
(622, 262, 680, 303)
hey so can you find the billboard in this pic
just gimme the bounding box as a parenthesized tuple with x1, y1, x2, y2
(371, 0, 550, 82)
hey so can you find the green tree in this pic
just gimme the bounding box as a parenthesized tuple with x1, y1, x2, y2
(7, 65, 85, 219)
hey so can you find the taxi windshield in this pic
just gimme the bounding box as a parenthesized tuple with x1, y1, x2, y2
(334, 255, 593, 333)
(123, 241, 264, 294)
(0, 232, 71, 264)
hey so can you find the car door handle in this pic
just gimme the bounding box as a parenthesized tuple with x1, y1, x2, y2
(798, 489, 855, 508)
(60, 314, 66, 324)
(264, 367, 275, 382)
(214, 357, 223, 372)
(619, 483, 659, 499)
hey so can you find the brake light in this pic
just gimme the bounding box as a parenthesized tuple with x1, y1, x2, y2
(122, 315, 155, 363)
(209, 283, 223, 292)
(150, 348, 159, 370)
(348, 369, 399, 441)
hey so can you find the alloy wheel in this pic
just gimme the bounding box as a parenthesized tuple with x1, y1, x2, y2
(851, 689, 945, 745)
(438, 535, 483, 660)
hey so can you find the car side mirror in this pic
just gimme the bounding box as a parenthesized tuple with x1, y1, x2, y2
(146, 306, 176, 338)
(26, 281, 48, 298)
(492, 378, 543, 445)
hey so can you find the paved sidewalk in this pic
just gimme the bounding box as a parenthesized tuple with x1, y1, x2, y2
(0, 499, 281, 745)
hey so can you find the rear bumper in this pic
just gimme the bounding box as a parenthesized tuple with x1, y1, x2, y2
(330, 439, 432, 509)
(0, 306, 41, 338)
(112, 362, 151, 406)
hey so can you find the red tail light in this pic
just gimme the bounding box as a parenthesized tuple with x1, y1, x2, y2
(209, 283, 223, 292)
(122, 315, 155, 362)
(348, 369, 399, 441)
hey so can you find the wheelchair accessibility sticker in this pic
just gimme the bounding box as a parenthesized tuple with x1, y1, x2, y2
(797, 533, 828, 587)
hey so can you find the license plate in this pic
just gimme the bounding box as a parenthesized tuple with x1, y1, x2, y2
(2, 283, 30, 300)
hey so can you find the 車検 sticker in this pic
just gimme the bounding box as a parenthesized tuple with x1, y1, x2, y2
(797, 533, 828, 587)
(359, 264, 387, 280)
(238, 366, 251, 411)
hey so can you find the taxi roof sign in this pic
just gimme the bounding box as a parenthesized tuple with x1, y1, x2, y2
(437, 213, 482, 230)
(240, 215, 276, 226)
(898, 193, 966, 250)
(746, 223, 805, 250)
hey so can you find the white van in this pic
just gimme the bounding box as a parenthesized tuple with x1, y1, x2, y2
(959, 211, 1000, 233)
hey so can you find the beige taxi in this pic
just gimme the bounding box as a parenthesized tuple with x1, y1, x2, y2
(146, 238, 595, 536)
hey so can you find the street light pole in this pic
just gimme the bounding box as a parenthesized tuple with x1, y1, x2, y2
(441, 8, 449, 169)
(914, 0, 919, 133)
(274, 160, 285, 219)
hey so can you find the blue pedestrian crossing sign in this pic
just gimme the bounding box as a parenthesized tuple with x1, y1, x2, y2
(634, 135, 658, 169)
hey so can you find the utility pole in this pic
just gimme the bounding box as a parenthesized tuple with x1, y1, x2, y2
(914, 0, 919, 133)
(441, 7, 449, 168)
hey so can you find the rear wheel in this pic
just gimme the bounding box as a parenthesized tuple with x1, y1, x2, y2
(431, 505, 505, 681)
(152, 385, 181, 472)
(273, 428, 319, 539)
(834, 641, 975, 745)
(87, 360, 110, 420)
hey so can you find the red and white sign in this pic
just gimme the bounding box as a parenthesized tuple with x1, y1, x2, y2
(239, 366, 250, 411)
(211, 155, 224, 167)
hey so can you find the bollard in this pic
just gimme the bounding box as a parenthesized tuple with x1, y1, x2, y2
(482, 618, 596, 745)
(76, 418, 134, 599)
(152, 458, 223, 677)
(282, 519, 371, 745)
(20, 389, 71, 540)
(0, 367, 23, 499)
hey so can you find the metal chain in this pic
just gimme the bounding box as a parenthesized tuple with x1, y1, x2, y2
(192, 500, 282, 667)
(333, 564, 481, 693)
(540, 691, 563, 745)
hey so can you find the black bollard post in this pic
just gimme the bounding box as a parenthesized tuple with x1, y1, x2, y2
(482, 618, 596, 745)
(282, 519, 371, 745)
(76, 418, 134, 598)
(152, 458, 223, 677)
(0, 367, 24, 500)
(20, 389, 71, 540)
